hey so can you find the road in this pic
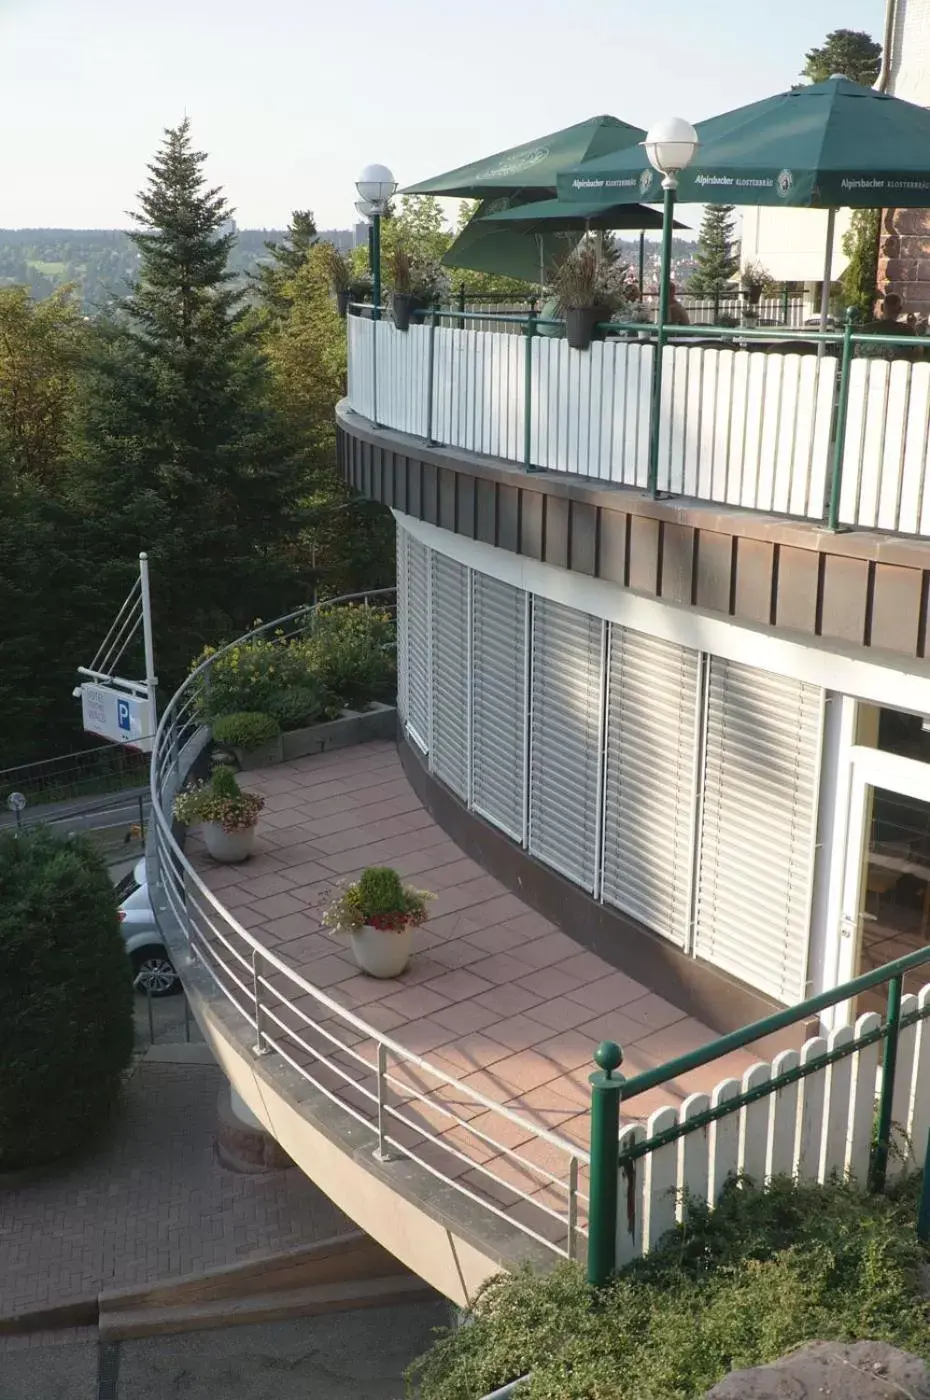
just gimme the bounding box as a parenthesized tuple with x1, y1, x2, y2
(0, 1303, 449, 1399)
(0, 785, 150, 835)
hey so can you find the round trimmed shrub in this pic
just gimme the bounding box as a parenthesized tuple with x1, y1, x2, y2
(211, 711, 281, 749)
(0, 827, 134, 1171)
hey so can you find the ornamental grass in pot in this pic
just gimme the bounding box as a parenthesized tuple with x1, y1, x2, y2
(172, 764, 265, 864)
(550, 237, 633, 350)
(323, 866, 433, 978)
(326, 244, 353, 318)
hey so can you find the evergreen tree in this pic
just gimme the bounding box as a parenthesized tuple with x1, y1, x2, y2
(688, 205, 739, 298)
(803, 29, 881, 86)
(253, 210, 318, 318)
(75, 120, 307, 694)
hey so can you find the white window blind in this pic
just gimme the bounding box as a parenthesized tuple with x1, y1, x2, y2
(471, 572, 527, 842)
(430, 552, 470, 800)
(693, 659, 824, 1003)
(405, 532, 430, 753)
(528, 598, 605, 891)
(601, 629, 700, 947)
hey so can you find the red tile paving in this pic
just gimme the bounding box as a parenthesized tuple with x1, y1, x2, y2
(190, 741, 757, 1252)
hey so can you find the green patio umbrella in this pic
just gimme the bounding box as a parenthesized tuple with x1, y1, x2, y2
(557, 77, 930, 328)
(556, 78, 930, 210)
(443, 193, 682, 285)
(402, 114, 645, 199)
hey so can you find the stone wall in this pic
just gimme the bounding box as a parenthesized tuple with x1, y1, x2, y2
(877, 206, 930, 319)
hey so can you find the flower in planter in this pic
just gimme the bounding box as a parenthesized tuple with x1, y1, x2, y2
(172, 765, 265, 834)
(322, 866, 433, 937)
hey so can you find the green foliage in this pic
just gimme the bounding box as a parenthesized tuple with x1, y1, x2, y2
(407, 1176, 930, 1400)
(841, 208, 881, 320)
(210, 711, 281, 749)
(0, 286, 84, 485)
(324, 865, 433, 934)
(358, 866, 405, 915)
(688, 206, 739, 299)
(172, 765, 264, 831)
(804, 28, 882, 86)
(0, 826, 134, 1170)
(253, 210, 319, 321)
(303, 603, 396, 710)
(198, 604, 395, 724)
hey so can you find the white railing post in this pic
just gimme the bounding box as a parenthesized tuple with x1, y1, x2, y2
(374, 1041, 395, 1162)
(251, 949, 271, 1056)
(567, 1156, 579, 1261)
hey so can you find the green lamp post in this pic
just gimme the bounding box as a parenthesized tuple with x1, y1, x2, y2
(356, 164, 397, 322)
(642, 117, 699, 498)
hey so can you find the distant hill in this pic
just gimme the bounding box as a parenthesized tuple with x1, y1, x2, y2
(0, 227, 354, 313)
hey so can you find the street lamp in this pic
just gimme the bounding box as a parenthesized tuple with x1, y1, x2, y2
(642, 118, 699, 497)
(355, 164, 397, 321)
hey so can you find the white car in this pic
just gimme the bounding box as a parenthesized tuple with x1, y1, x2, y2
(115, 859, 180, 997)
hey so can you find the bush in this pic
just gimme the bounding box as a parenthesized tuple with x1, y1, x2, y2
(194, 604, 396, 723)
(211, 711, 281, 750)
(303, 604, 396, 711)
(264, 682, 328, 731)
(0, 827, 134, 1171)
(406, 1176, 930, 1400)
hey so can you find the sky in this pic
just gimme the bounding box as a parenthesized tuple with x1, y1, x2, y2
(0, 0, 888, 232)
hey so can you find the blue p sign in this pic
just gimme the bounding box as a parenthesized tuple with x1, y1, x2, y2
(117, 698, 131, 733)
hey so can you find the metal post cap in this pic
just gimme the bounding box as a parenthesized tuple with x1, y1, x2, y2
(593, 1041, 623, 1074)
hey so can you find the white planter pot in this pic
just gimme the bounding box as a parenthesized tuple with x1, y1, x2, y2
(202, 821, 257, 864)
(349, 924, 412, 979)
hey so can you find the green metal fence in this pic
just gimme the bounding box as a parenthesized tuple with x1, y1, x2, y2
(585, 940, 930, 1286)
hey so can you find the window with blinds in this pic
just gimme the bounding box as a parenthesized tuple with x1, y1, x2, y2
(528, 598, 605, 891)
(430, 552, 469, 800)
(404, 533, 430, 753)
(471, 573, 527, 842)
(693, 658, 824, 1003)
(601, 628, 701, 947)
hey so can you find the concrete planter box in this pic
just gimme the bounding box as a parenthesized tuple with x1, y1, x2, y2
(228, 703, 396, 770)
(281, 702, 396, 761)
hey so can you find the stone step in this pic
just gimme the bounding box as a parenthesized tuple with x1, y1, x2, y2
(97, 1272, 435, 1340)
(98, 1231, 407, 1313)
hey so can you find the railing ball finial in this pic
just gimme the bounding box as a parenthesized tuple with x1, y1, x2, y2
(594, 1040, 623, 1078)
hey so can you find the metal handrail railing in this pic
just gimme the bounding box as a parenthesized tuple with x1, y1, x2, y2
(346, 306, 930, 535)
(149, 590, 588, 1261)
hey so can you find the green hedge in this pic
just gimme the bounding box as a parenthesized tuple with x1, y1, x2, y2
(406, 1176, 930, 1400)
(0, 827, 134, 1171)
(194, 603, 396, 729)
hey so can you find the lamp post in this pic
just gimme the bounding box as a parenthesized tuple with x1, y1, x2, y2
(643, 118, 699, 498)
(355, 164, 397, 322)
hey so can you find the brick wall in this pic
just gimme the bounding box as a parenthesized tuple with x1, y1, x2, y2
(879, 0, 930, 316)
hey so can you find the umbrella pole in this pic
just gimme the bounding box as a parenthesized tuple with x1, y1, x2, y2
(647, 181, 676, 498)
(819, 207, 837, 352)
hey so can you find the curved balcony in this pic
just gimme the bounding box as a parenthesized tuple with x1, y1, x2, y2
(148, 593, 756, 1302)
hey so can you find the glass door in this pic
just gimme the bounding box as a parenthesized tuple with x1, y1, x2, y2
(838, 748, 930, 1020)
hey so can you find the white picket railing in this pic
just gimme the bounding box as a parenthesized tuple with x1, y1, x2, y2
(614, 987, 930, 1267)
(345, 315, 930, 538)
(839, 356, 930, 534)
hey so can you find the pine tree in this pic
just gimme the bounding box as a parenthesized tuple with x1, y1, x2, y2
(804, 29, 881, 86)
(688, 205, 739, 299)
(254, 210, 318, 318)
(75, 120, 306, 689)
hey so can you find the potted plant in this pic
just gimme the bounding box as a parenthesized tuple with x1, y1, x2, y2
(740, 261, 773, 327)
(326, 244, 353, 318)
(323, 866, 433, 978)
(550, 238, 630, 351)
(172, 765, 265, 863)
(390, 248, 445, 332)
(348, 273, 373, 316)
(211, 711, 283, 770)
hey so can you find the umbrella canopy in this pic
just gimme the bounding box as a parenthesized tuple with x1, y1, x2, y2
(443, 193, 685, 284)
(557, 78, 930, 209)
(442, 218, 577, 285)
(477, 194, 675, 232)
(403, 114, 645, 199)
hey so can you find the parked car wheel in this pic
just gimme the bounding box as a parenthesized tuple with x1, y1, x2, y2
(131, 945, 180, 997)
